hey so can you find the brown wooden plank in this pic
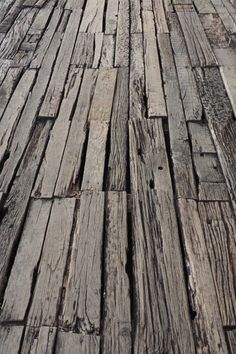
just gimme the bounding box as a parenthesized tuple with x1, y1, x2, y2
(0, 326, 24, 354)
(178, 198, 228, 353)
(115, 0, 129, 67)
(81, 121, 109, 191)
(39, 9, 82, 118)
(198, 201, 236, 326)
(102, 192, 131, 353)
(0, 32, 62, 194)
(88, 68, 117, 122)
(0, 120, 52, 295)
(27, 198, 76, 326)
(61, 192, 105, 333)
(129, 119, 195, 352)
(130, 33, 146, 120)
(33, 68, 83, 198)
(54, 69, 98, 197)
(0, 199, 52, 322)
(176, 9, 217, 67)
(56, 332, 100, 354)
(21, 326, 57, 354)
(106, 67, 128, 191)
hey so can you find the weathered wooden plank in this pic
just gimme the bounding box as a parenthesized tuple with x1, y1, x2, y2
(27, 198, 76, 326)
(214, 47, 236, 66)
(65, 0, 85, 10)
(21, 326, 57, 354)
(105, 0, 119, 34)
(54, 69, 98, 197)
(220, 66, 236, 117)
(93, 33, 103, 68)
(79, 0, 105, 33)
(130, 33, 146, 120)
(226, 329, 236, 353)
(176, 9, 217, 67)
(188, 122, 216, 153)
(159, 34, 197, 198)
(0, 121, 52, 295)
(81, 121, 109, 191)
(129, 118, 195, 352)
(106, 68, 128, 191)
(115, 0, 129, 67)
(102, 192, 131, 353)
(143, 12, 167, 117)
(199, 13, 230, 49)
(0, 200, 52, 322)
(61, 192, 104, 333)
(33, 68, 83, 198)
(39, 9, 82, 118)
(56, 333, 100, 354)
(0, 326, 24, 354)
(71, 33, 94, 67)
(194, 67, 236, 204)
(178, 198, 229, 353)
(0, 0, 23, 33)
(30, 8, 63, 69)
(130, 0, 142, 33)
(0, 32, 62, 194)
(194, 0, 216, 14)
(0, 67, 22, 120)
(198, 182, 230, 201)
(193, 153, 225, 183)
(153, 0, 169, 33)
(211, 0, 236, 35)
(198, 201, 236, 325)
(100, 34, 115, 68)
(88, 68, 117, 121)
(0, 69, 37, 166)
(0, 8, 37, 59)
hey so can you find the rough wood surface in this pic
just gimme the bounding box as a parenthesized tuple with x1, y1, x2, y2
(56, 332, 100, 354)
(21, 326, 57, 354)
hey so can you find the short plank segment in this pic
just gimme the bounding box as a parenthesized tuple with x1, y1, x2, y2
(80, 0, 105, 33)
(178, 199, 229, 353)
(0, 326, 24, 354)
(27, 198, 76, 327)
(0, 199, 52, 322)
(61, 192, 105, 334)
(0, 121, 52, 295)
(129, 119, 195, 353)
(226, 329, 236, 354)
(56, 332, 100, 354)
(220, 66, 236, 117)
(21, 326, 57, 353)
(102, 192, 131, 353)
(198, 202, 236, 326)
(115, 0, 130, 67)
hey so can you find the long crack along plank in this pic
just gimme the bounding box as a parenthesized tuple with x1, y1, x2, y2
(1, 0, 236, 353)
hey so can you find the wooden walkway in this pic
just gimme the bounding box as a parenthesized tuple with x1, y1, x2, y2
(0, 0, 236, 353)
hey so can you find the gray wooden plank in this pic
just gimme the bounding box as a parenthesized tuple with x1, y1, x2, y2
(21, 326, 57, 354)
(100, 34, 115, 68)
(0, 67, 22, 121)
(130, 0, 142, 33)
(27, 198, 76, 326)
(226, 329, 236, 354)
(0, 120, 52, 295)
(106, 67, 128, 191)
(176, 9, 217, 67)
(188, 122, 216, 153)
(81, 121, 109, 191)
(198, 182, 230, 201)
(88, 68, 117, 122)
(193, 153, 225, 183)
(33, 67, 83, 198)
(39, 9, 82, 118)
(143, 11, 167, 117)
(130, 33, 146, 120)
(56, 332, 100, 354)
(0, 32, 62, 194)
(61, 192, 105, 333)
(0, 326, 24, 354)
(199, 13, 230, 49)
(71, 33, 95, 67)
(178, 198, 229, 353)
(198, 201, 236, 326)
(54, 69, 98, 197)
(194, 0, 216, 14)
(105, 0, 119, 34)
(129, 119, 195, 353)
(79, 0, 105, 33)
(220, 66, 236, 117)
(102, 192, 131, 353)
(0, 199, 52, 322)
(153, 0, 169, 33)
(115, 0, 129, 67)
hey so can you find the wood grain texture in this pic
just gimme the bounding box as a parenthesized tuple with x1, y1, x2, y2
(56, 332, 100, 354)
(21, 326, 57, 354)
(0, 326, 24, 354)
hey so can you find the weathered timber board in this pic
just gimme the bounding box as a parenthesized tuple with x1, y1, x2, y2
(21, 326, 57, 354)
(0, 326, 24, 354)
(56, 332, 100, 354)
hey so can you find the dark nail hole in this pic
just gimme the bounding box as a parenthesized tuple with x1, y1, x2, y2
(158, 166, 163, 170)
(149, 179, 154, 189)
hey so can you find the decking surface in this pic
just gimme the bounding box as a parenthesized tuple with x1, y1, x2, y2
(0, 0, 236, 353)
